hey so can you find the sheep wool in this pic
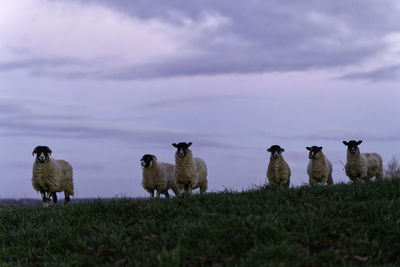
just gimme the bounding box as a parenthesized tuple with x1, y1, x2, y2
(173, 142, 208, 194)
(141, 154, 179, 198)
(343, 140, 383, 182)
(32, 146, 73, 207)
(266, 145, 291, 188)
(306, 146, 333, 185)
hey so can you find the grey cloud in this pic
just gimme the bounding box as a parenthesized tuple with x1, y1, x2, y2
(102, 45, 377, 80)
(4, 1, 399, 80)
(259, 130, 400, 143)
(135, 95, 253, 109)
(60, 0, 400, 80)
(339, 65, 400, 82)
(0, 101, 235, 149)
(0, 99, 87, 122)
(0, 119, 234, 149)
(0, 57, 86, 72)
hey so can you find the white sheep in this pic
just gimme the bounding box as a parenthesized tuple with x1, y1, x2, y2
(266, 145, 291, 188)
(141, 154, 179, 198)
(306, 146, 333, 185)
(32, 146, 74, 207)
(343, 140, 383, 182)
(172, 142, 208, 194)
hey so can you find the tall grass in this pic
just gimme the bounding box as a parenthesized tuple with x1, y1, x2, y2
(0, 179, 400, 266)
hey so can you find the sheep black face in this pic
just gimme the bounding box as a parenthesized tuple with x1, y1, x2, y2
(141, 154, 157, 168)
(306, 146, 323, 159)
(172, 142, 192, 158)
(267, 145, 285, 159)
(32, 146, 52, 163)
(343, 140, 362, 154)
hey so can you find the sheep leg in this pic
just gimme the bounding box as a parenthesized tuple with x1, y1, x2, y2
(200, 184, 206, 194)
(183, 184, 189, 193)
(149, 190, 154, 199)
(51, 192, 58, 203)
(64, 192, 71, 204)
(327, 174, 333, 185)
(321, 177, 327, 185)
(171, 186, 180, 196)
(309, 178, 316, 186)
(40, 191, 49, 207)
(156, 190, 161, 198)
(186, 184, 192, 194)
(376, 165, 383, 180)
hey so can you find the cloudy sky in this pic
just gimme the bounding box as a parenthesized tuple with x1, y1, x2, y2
(1, 0, 399, 199)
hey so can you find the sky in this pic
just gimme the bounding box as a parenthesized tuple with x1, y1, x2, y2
(1, 0, 400, 199)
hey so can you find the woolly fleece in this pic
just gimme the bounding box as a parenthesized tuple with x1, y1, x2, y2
(174, 149, 208, 193)
(267, 155, 291, 188)
(345, 151, 383, 181)
(307, 151, 333, 185)
(32, 158, 74, 197)
(142, 160, 179, 198)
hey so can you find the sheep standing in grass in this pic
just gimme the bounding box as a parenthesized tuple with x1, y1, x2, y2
(306, 146, 333, 185)
(266, 145, 291, 188)
(343, 140, 383, 182)
(141, 154, 179, 198)
(172, 142, 208, 194)
(32, 146, 74, 207)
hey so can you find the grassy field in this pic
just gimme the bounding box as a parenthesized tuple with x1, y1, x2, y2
(1, 179, 400, 266)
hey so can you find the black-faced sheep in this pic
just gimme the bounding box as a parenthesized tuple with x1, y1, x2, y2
(306, 146, 333, 185)
(172, 142, 208, 194)
(343, 140, 383, 182)
(266, 145, 291, 188)
(141, 154, 179, 198)
(32, 146, 74, 207)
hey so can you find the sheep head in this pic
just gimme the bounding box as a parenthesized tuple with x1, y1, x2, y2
(343, 140, 362, 154)
(32, 146, 52, 163)
(306, 146, 323, 159)
(141, 154, 157, 168)
(172, 142, 192, 158)
(267, 145, 285, 159)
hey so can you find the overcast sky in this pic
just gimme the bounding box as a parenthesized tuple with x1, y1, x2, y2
(1, 0, 399, 199)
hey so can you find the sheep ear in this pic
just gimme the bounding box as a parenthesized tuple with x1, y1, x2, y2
(267, 148, 272, 152)
(46, 147, 52, 155)
(280, 148, 285, 152)
(343, 141, 348, 146)
(172, 143, 177, 148)
(357, 140, 362, 145)
(32, 147, 38, 156)
(152, 155, 157, 161)
(319, 146, 323, 150)
(306, 147, 311, 151)
(187, 142, 192, 147)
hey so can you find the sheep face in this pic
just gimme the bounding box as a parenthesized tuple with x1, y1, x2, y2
(267, 145, 285, 159)
(32, 146, 52, 163)
(172, 142, 192, 158)
(141, 154, 157, 168)
(343, 140, 362, 154)
(306, 146, 323, 159)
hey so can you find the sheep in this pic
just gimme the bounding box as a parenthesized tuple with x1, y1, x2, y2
(172, 142, 208, 194)
(343, 140, 383, 182)
(140, 154, 179, 198)
(306, 146, 333, 185)
(266, 145, 291, 188)
(32, 146, 74, 207)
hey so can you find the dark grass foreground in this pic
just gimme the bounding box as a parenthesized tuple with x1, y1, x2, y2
(1, 180, 400, 266)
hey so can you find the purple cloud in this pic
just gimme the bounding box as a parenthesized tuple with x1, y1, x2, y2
(3, 0, 399, 80)
(339, 64, 400, 82)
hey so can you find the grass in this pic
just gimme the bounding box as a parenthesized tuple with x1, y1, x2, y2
(1, 179, 400, 266)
